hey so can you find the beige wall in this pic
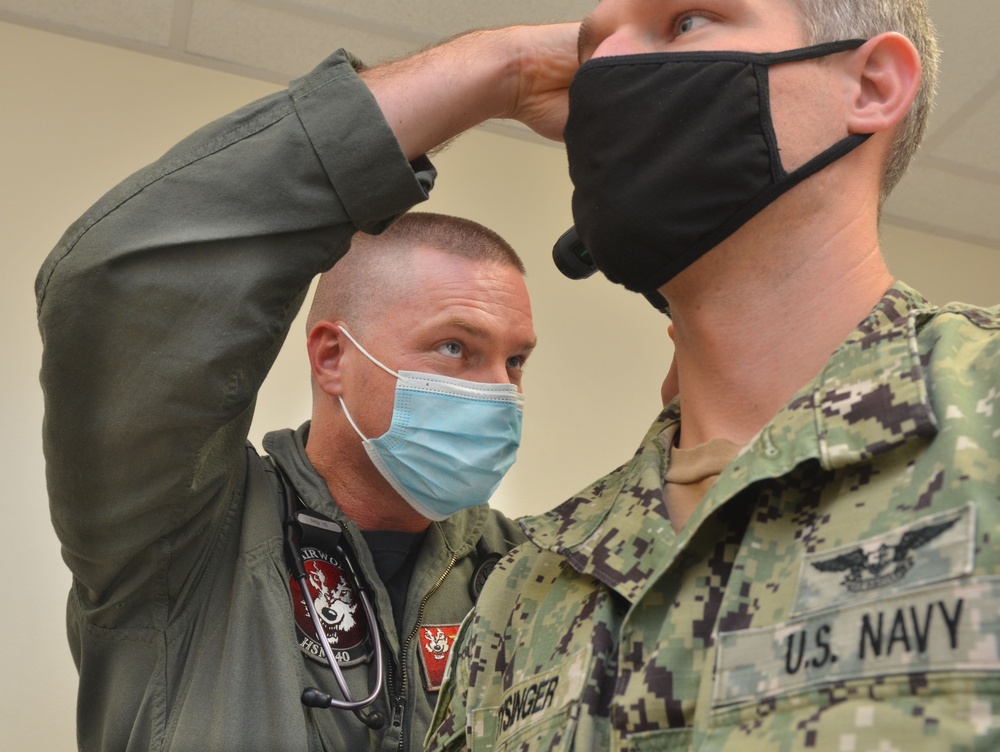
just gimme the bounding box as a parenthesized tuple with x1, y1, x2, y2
(3, 19, 998, 749)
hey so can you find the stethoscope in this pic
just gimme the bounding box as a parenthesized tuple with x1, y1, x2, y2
(277, 465, 387, 729)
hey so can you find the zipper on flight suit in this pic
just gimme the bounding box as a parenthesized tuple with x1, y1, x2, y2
(392, 552, 459, 751)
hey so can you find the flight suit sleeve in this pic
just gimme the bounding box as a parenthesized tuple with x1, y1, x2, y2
(35, 49, 434, 624)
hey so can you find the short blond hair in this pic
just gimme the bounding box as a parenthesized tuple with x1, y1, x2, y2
(306, 212, 524, 337)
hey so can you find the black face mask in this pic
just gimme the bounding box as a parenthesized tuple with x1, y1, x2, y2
(564, 40, 871, 294)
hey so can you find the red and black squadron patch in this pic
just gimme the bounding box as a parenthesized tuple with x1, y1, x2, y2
(418, 624, 461, 691)
(289, 546, 373, 666)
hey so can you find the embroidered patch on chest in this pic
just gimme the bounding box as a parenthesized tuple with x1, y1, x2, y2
(418, 624, 461, 691)
(792, 503, 976, 616)
(289, 546, 372, 666)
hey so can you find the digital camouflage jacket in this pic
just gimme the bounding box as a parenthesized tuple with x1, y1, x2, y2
(427, 283, 1000, 752)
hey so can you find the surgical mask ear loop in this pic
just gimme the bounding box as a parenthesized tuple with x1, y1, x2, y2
(336, 325, 400, 442)
(338, 326, 400, 379)
(338, 396, 369, 442)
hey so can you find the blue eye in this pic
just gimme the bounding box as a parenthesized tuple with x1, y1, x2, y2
(506, 355, 526, 372)
(438, 341, 463, 358)
(677, 14, 710, 35)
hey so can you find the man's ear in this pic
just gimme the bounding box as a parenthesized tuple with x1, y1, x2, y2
(843, 32, 922, 135)
(307, 321, 348, 397)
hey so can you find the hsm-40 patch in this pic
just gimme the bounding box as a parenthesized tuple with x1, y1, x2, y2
(289, 546, 372, 666)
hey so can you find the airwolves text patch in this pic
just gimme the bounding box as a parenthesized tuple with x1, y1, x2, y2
(289, 546, 372, 666)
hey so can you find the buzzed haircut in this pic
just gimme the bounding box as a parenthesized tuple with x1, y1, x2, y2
(306, 212, 525, 337)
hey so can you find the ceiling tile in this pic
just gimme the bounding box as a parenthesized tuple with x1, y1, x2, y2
(0, 0, 174, 47)
(928, 86, 1000, 171)
(922, 0, 1000, 142)
(187, 0, 420, 77)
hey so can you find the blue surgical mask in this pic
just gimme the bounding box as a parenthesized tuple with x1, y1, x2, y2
(337, 327, 524, 521)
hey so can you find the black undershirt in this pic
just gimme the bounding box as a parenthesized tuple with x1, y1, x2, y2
(359, 529, 427, 639)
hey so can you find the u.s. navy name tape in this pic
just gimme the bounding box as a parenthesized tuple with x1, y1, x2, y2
(714, 576, 1000, 706)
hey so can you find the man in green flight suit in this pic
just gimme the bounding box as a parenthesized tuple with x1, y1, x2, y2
(427, 1, 1000, 750)
(35, 27, 582, 752)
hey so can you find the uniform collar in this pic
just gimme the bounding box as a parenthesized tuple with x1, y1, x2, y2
(262, 423, 489, 561)
(813, 282, 938, 467)
(518, 405, 680, 603)
(521, 282, 939, 603)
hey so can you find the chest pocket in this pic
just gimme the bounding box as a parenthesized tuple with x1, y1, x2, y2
(469, 647, 595, 752)
(471, 702, 579, 752)
(627, 728, 693, 752)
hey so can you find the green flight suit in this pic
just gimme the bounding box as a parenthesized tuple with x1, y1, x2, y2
(36, 48, 524, 752)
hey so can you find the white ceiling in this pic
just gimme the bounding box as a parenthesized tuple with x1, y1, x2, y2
(3, 0, 999, 252)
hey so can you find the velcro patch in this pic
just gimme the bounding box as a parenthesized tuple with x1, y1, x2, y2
(714, 576, 1000, 707)
(418, 624, 461, 691)
(290, 546, 372, 666)
(793, 503, 975, 615)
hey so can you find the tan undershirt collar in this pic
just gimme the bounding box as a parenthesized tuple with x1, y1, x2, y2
(663, 437, 741, 530)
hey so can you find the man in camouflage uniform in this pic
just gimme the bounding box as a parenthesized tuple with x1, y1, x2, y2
(427, 1, 1000, 750)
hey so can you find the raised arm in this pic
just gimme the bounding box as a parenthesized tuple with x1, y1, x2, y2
(35, 50, 425, 609)
(35, 26, 578, 617)
(363, 24, 579, 159)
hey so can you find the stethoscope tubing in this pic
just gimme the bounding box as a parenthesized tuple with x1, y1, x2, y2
(297, 544, 385, 711)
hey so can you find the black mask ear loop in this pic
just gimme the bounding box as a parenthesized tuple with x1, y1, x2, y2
(687, 39, 873, 261)
(281, 475, 386, 729)
(755, 42, 873, 193)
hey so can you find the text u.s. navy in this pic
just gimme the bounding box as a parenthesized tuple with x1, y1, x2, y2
(783, 596, 964, 675)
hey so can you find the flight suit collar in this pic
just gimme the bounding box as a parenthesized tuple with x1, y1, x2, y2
(262, 423, 489, 564)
